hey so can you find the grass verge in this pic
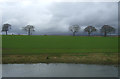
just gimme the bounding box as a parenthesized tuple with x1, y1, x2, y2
(2, 53, 118, 65)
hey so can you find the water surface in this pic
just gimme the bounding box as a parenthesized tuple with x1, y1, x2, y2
(2, 63, 118, 77)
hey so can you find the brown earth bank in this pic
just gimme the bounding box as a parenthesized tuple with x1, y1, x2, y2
(2, 53, 118, 65)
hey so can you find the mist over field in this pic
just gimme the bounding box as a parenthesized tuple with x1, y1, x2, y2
(0, 0, 118, 35)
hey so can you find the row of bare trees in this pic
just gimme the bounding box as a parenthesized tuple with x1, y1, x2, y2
(2, 23, 116, 37)
(2, 24, 35, 35)
(69, 25, 116, 37)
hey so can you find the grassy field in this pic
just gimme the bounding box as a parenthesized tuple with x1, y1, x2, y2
(2, 35, 119, 64)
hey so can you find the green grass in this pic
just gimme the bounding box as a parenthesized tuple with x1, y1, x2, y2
(2, 35, 118, 55)
(2, 35, 118, 64)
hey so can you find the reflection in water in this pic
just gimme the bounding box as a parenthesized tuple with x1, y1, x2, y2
(2, 63, 118, 77)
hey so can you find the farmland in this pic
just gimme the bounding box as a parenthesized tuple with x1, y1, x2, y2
(2, 35, 118, 64)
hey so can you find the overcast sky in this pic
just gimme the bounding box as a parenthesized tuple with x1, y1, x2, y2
(0, 0, 118, 35)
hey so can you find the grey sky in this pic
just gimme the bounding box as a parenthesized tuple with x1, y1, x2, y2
(0, 0, 118, 35)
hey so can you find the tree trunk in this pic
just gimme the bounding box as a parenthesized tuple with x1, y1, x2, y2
(88, 32, 91, 36)
(28, 28, 30, 35)
(104, 31, 107, 37)
(73, 32, 75, 36)
(6, 31, 7, 35)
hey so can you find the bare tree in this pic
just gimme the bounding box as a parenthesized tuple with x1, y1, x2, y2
(23, 25, 35, 35)
(69, 25, 80, 36)
(100, 25, 115, 37)
(84, 26, 97, 36)
(2, 23, 11, 35)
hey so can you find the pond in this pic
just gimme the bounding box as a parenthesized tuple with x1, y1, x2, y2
(2, 63, 118, 77)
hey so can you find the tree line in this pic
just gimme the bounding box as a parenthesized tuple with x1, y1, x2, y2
(2, 23, 116, 37)
(2, 24, 35, 36)
(69, 25, 115, 37)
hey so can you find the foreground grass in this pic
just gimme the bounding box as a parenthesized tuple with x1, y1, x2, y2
(3, 53, 118, 65)
(2, 35, 119, 64)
